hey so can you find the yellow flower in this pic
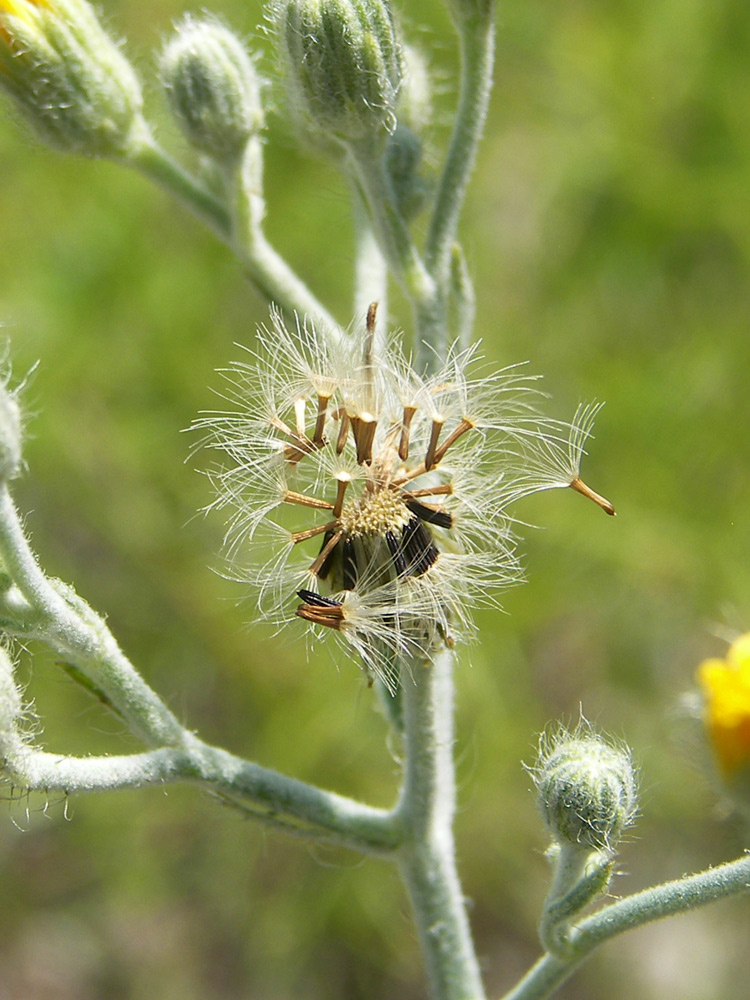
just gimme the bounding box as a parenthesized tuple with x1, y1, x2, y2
(698, 634, 750, 776)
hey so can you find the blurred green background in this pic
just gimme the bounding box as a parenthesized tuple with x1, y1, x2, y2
(1, 0, 749, 997)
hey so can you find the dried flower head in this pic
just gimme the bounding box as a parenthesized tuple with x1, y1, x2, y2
(197, 307, 613, 690)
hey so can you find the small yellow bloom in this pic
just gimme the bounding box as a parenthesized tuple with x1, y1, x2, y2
(698, 633, 750, 776)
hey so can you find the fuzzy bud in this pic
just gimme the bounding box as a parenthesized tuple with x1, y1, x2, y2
(534, 727, 638, 852)
(0, 376, 22, 482)
(0, 0, 143, 156)
(276, 0, 403, 147)
(160, 18, 263, 163)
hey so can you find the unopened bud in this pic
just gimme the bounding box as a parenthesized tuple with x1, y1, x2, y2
(161, 18, 263, 163)
(277, 0, 403, 147)
(534, 727, 638, 852)
(0, 0, 143, 156)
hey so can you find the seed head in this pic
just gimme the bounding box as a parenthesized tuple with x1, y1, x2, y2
(197, 309, 613, 690)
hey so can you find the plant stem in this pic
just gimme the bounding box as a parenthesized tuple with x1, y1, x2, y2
(503, 853, 750, 1000)
(415, 3, 496, 372)
(352, 183, 389, 350)
(0, 487, 185, 748)
(226, 134, 340, 329)
(124, 122, 338, 328)
(347, 140, 436, 323)
(395, 650, 486, 1000)
(124, 119, 231, 240)
(425, 5, 496, 285)
(0, 730, 402, 855)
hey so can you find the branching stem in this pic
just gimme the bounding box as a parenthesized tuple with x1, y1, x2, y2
(503, 853, 750, 1000)
(124, 121, 338, 329)
(394, 650, 486, 1000)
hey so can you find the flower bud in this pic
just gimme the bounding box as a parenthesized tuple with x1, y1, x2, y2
(160, 18, 263, 164)
(697, 633, 750, 817)
(534, 727, 638, 852)
(0, 376, 22, 482)
(0, 0, 143, 156)
(276, 0, 403, 147)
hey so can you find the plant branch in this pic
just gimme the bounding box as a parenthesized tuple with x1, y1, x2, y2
(0, 731, 402, 855)
(352, 182, 389, 349)
(225, 133, 341, 329)
(394, 649, 486, 1000)
(502, 853, 750, 1000)
(123, 122, 338, 329)
(424, 4, 496, 285)
(0, 486, 185, 748)
(347, 141, 436, 316)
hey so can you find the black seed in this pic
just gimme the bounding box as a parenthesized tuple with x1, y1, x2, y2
(405, 497, 453, 529)
(385, 530, 408, 578)
(342, 537, 358, 591)
(297, 589, 343, 608)
(401, 517, 439, 577)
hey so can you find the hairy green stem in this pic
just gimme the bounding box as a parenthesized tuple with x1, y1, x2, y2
(0, 487, 185, 748)
(415, 3, 496, 372)
(124, 120, 231, 239)
(0, 483, 403, 853)
(226, 134, 340, 329)
(425, 5, 496, 283)
(0, 731, 401, 855)
(395, 650, 486, 1000)
(347, 141, 436, 317)
(124, 123, 337, 329)
(352, 183, 388, 350)
(503, 853, 750, 1000)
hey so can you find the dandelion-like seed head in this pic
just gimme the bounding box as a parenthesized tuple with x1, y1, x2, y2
(198, 307, 613, 691)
